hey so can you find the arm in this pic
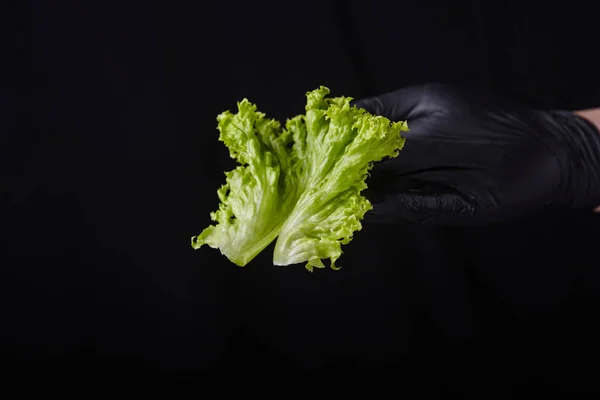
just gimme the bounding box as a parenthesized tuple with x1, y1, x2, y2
(574, 108, 600, 131)
(574, 108, 600, 211)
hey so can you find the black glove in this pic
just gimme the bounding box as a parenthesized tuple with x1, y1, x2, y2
(355, 83, 600, 226)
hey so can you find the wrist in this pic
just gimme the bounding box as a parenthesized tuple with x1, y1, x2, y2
(574, 108, 600, 132)
(574, 108, 600, 212)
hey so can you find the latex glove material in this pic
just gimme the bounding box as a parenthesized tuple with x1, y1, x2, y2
(355, 83, 600, 226)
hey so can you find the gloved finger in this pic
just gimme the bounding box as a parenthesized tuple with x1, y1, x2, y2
(363, 190, 481, 227)
(353, 84, 433, 121)
(368, 132, 482, 179)
(363, 175, 478, 225)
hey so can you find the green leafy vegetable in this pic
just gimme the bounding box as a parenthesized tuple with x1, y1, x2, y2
(191, 87, 408, 271)
(190, 100, 300, 266)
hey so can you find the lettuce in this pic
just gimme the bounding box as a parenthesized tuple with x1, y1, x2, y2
(190, 99, 299, 266)
(192, 87, 407, 271)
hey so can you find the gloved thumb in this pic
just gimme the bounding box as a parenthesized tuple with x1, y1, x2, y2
(353, 85, 429, 121)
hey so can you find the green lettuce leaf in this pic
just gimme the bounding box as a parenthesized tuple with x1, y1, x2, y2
(272, 87, 407, 271)
(191, 99, 300, 266)
(192, 86, 407, 271)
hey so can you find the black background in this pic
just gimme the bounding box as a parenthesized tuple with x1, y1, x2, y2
(4, 0, 600, 394)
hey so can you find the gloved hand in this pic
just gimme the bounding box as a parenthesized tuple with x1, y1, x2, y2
(355, 83, 600, 226)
